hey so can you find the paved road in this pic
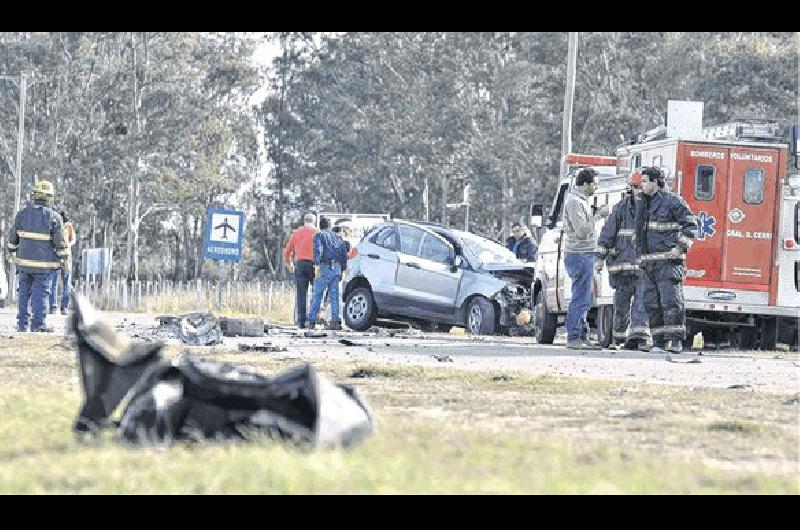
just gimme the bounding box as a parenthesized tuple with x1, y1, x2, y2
(1, 307, 798, 394)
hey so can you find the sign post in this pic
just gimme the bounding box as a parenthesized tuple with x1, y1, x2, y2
(203, 208, 245, 310)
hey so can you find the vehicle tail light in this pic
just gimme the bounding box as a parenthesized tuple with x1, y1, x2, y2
(348, 247, 358, 260)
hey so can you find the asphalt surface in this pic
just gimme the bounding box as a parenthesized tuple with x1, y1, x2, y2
(1, 307, 798, 394)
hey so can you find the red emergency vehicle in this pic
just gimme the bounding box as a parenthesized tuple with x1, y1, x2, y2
(615, 120, 800, 349)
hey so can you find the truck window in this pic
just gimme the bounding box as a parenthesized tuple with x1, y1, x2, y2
(633, 154, 642, 169)
(695, 165, 715, 201)
(743, 168, 765, 205)
(795, 202, 800, 244)
(652, 155, 662, 167)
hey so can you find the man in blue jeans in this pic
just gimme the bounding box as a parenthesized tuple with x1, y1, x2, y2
(307, 216, 348, 331)
(563, 168, 610, 349)
(7, 181, 69, 333)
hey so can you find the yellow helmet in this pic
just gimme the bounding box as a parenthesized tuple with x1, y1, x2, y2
(33, 180, 55, 201)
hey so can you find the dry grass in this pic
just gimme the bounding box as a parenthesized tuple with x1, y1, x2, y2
(0, 335, 797, 494)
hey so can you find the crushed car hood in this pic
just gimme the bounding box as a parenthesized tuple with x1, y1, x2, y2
(480, 262, 536, 272)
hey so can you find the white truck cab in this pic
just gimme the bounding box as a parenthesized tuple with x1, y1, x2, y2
(530, 156, 628, 346)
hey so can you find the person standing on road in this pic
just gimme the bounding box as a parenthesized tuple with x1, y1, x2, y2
(6, 181, 69, 333)
(307, 216, 348, 331)
(595, 172, 650, 350)
(505, 222, 537, 262)
(283, 213, 318, 329)
(48, 210, 76, 315)
(563, 168, 610, 350)
(634, 167, 698, 354)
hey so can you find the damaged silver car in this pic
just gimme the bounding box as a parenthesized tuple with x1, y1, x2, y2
(342, 220, 535, 335)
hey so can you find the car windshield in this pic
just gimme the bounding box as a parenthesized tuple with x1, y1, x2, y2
(456, 231, 523, 266)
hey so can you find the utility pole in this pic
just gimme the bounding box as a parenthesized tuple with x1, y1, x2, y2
(0, 73, 32, 302)
(560, 32, 578, 179)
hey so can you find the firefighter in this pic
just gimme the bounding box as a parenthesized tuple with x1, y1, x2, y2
(634, 167, 698, 353)
(6, 180, 69, 332)
(594, 171, 650, 350)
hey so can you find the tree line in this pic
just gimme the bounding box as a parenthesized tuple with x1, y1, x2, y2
(1, 32, 796, 281)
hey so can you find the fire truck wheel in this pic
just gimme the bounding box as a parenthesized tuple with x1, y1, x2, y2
(734, 326, 758, 350)
(595, 305, 614, 348)
(760, 317, 778, 351)
(533, 290, 556, 344)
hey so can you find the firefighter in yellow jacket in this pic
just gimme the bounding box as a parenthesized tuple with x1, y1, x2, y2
(6, 181, 69, 332)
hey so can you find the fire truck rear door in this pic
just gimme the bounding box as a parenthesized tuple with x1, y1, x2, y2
(722, 147, 779, 286)
(683, 146, 729, 283)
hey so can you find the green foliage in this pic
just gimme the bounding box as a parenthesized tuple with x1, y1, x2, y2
(1, 32, 796, 280)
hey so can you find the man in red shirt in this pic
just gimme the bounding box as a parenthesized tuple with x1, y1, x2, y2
(283, 213, 318, 328)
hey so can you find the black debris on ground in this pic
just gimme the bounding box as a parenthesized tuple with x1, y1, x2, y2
(339, 338, 362, 347)
(491, 374, 514, 382)
(238, 343, 289, 353)
(431, 354, 453, 362)
(727, 384, 753, 390)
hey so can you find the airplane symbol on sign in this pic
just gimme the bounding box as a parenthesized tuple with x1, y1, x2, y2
(214, 217, 236, 240)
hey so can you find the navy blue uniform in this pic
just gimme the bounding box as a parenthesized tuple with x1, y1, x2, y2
(596, 194, 649, 344)
(634, 189, 698, 344)
(7, 199, 69, 331)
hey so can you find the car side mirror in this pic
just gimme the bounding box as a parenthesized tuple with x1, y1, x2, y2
(451, 255, 463, 271)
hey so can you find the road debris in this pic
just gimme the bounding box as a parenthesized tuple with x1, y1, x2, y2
(666, 356, 702, 364)
(491, 374, 514, 382)
(339, 338, 363, 347)
(71, 294, 375, 448)
(237, 343, 289, 353)
(431, 354, 453, 362)
(727, 384, 753, 390)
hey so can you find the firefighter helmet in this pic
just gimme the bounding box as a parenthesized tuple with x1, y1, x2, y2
(32, 180, 55, 201)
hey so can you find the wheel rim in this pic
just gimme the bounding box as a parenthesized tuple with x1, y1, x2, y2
(468, 305, 483, 332)
(347, 294, 368, 323)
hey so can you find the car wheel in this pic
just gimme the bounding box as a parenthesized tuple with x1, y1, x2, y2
(344, 287, 376, 331)
(533, 290, 557, 344)
(465, 297, 496, 335)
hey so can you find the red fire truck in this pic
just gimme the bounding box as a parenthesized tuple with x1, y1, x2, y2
(530, 106, 799, 350)
(615, 119, 800, 349)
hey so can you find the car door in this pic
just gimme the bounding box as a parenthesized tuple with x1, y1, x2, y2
(357, 224, 400, 307)
(413, 232, 463, 316)
(395, 224, 461, 316)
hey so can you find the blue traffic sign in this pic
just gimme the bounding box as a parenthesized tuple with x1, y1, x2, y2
(203, 208, 245, 262)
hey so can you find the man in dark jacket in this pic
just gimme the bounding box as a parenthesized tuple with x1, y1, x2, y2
(595, 172, 650, 350)
(634, 167, 698, 353)
(7, 180, 69, 332)
(505, 222, 537, 262)
(307, 216, 348, 330)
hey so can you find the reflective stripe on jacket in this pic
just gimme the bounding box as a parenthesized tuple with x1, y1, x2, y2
(634, 189, 697, 263)
(596, 195, 639, 284)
